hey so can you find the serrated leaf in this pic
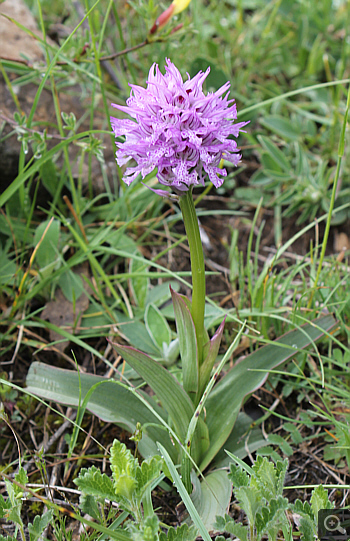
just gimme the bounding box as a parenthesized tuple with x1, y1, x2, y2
(28, 510, 53, 541)
(218, 517, 248, 541)
(128, 514, 159, 541)
(171, 288, 198, 400)
(251, 456, 288, 500)
(298, 515, 316, 541)
(255, 496, 289, 539)
(159, 524, 198, 541)
(14, 467, 28, 495)
(145, 303, 172, 351)
(74, 465, 116, 501)
(310, 485, 333, 518)
(293, 499, 313, 518)
(235, 485, 262, 527)
(135, 456, 163, 499)
(228, 464, 250, 488)
(79, 493, 101, 521)
(0, 494, 11, 518)
(110, 440, 138, 500)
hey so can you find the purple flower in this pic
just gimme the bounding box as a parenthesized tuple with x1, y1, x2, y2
(111, 59, 249, 192)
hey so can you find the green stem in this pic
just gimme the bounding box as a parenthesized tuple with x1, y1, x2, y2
(179, 188, 206, 365)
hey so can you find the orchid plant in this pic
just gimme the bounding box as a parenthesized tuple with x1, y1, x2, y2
(26, 60, 336, 528)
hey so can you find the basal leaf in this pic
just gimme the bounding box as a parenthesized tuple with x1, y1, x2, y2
(200, 315, 336, 470)
(26, 362, 175, 460)
(190, 470, 232, 531)
(109, 343, 195, 442)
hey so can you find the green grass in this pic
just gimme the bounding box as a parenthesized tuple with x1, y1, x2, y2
(0, 0, 350, 537)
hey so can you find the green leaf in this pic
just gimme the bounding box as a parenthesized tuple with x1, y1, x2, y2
(26, 362, 175, 460)
(58, 268, 85, 302)
(260, 115, 301, 141)
(298, 515, 316, 541)
(199, 318, 225, 397)
(228, 464, 250, 488)
(255, 496, 289, 540)
(213, 412, 266, 468)
(14, 467, 28, 495)
(257, 135, 290, 172)
(215, 515, 248, 541)
(159, 524, 198, 541)
(135, 456, 163, 500)
(267, 434, 293, 457)
(171, 288, 198, 400)
(33, 218, 60, 270)
(128, 514, 159, 541)
(39, 159, 58, 197)
(310, 485, 333, 518)
(190, 470, 232, 531)
(28, 510, 53, 541)
(109, 343, 195, 443)
(74, 465, 116, 501)
(145, 303, 172, 351)
(129, 256, 149, 309)
(251, 456, 288, 499)
(110, 440, 138, 501)
(235, 485, 262, 528)
(79, 493, 101, 521)
(200, 315, 336, 471)
(157, 443, 212, 541)
(145, 281, 180, 307)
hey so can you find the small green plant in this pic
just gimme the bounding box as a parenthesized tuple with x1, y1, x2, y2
(75, 438, 198, 541)
(216, 454, 336, 541)
(215, 455, 289, 541)
(0, 467, 53, 541)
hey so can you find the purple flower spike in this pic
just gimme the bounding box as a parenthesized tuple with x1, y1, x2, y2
(111, 59, 249, 192)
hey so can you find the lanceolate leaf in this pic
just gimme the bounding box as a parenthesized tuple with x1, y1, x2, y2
(109, 342, 195, 443)
(200, 315, 336, 470)
(171, 288, 198, 400)
(190, 470, 232, 531)
(26, 362, 175, 460)
(198, 318, 225, 398)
